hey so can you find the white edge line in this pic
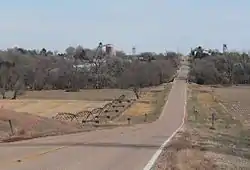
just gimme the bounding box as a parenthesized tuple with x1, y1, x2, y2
(143, 80, 187, 170)
(159, 79, 176, 120)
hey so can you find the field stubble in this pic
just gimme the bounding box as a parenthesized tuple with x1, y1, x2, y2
(154, 84, 250, 170)
(0, 85, 171, 142)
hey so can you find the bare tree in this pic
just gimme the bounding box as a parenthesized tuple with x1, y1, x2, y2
(11, 78, 25, 100)
(0, 61, 15, 99)
(133, 86, 140, 99)
(0, 46, 180, 93)
(65, 46, 75, 56)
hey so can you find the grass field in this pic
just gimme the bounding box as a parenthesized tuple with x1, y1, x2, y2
(154, 84, 250, 170)
(1, 89, 137, 118)
(0, 109, 82, 142)
(119, 83, 172, 124)
(11, 89, 136, 101)
(0, 86, 171, 142)
(0, 99, 108, 118)
(0, 89, 136, 141)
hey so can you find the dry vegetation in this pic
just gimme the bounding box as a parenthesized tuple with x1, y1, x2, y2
(0, 45, 180, 142)
(0, 99, 108, 118)
(12, 89, 136, 101)
(0, 89, 131, 142)
(154, 84, 250, 170)
(0, 109, 82, 142)
(0, 83, 173, 142)
(118, 83, 172, 123)
(0, 89, 135, 118)
(189, 46, 250, 85)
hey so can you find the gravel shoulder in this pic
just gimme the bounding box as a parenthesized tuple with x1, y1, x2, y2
(153, 84, 250, 170)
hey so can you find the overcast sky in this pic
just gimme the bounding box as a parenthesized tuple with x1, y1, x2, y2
(0, 0, 250, 54)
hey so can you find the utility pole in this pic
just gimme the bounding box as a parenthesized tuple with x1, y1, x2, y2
(94, 42, 104, 89)
(94, 42, 117, 88)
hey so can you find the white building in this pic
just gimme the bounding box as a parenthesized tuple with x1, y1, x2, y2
(105, 44, 116, 57)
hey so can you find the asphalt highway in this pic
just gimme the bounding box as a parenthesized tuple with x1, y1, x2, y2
(0, 62, 189, 170)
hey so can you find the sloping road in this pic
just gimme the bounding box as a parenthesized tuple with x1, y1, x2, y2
(0, 64, 188, 170)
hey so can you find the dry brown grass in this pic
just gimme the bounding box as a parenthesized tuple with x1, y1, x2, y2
(0, 99, 108, 118)
(154, 84, 250, 170)
(214, 86, 250, 129)
(119, 83, 172, 123)
(124, 103, 152, 116)
(0, 89, 138, 118)
(0, 86, 171, 142)
(0, 109, 82, 142)
(155, 130, 217, 170)
(8, 89, 136, 101)
(0, 89, 138, 142)
(122, 91, 154, 117)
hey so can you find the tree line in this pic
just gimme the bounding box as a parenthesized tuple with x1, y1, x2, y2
(0, 45, 181, 99)
(188, 46, 250, 85)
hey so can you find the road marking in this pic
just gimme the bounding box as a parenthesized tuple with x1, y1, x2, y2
(0, 132, 112, 168)
(143, 81, 187, 170)
(159, 79, 176, 120)
(0, 146, 67, 169)
(20, 146, 67, 161)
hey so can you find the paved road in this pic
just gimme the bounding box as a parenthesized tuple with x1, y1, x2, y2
(0, 63, 188, 170)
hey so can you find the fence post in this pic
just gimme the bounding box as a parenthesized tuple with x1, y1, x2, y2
(211, 112, 216, 129)
(127, 117, 131, 125)
(193, 106, 198, 121)
(144, 113, 148, 122)
(8, 120, 14, 135)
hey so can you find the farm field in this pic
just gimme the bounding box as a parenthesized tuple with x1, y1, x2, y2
(0, 89, 136, 142)
(154, 84, 250, 170)
(15, 89, 136, 101)
(1, 89, 137, 118)
(0, 109, 82, 142)
(0, 85, 172, 142)
(0, 99, 109, 118)
(120, 83, 172, 123)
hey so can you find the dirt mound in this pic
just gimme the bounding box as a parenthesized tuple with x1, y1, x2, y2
(0, 109, 81, 142)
